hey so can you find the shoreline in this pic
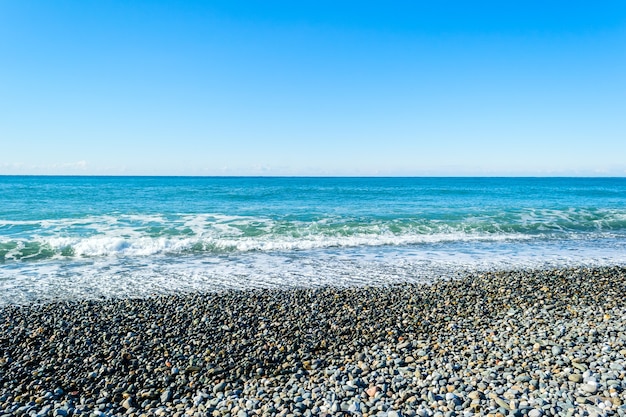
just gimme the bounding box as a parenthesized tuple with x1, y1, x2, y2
(1, 266, 626, 416)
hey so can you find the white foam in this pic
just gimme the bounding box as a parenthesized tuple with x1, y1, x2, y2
(1, 238, 625, 306)
(3, 231, 536, 260)
(3, 209, 626, 264)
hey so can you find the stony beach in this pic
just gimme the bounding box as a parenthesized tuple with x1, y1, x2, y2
(1, 266, 626, 417)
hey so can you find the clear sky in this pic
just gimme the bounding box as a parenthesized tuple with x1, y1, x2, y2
(1, 1, 625, 176)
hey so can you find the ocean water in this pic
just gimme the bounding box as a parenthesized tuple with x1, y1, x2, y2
(1, 176, 625, 305)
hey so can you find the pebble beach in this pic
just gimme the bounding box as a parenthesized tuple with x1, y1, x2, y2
(2, 266, 626, 417)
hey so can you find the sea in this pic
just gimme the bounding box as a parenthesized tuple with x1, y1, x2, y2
(1, 176, 625, 305)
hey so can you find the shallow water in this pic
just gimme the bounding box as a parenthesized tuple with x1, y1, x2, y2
(1, 176, 625, 304)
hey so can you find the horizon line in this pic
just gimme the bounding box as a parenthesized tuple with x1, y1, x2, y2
(1, 174, 625, 179)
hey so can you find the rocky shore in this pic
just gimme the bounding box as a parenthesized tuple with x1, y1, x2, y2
(1, 266, 626, 417)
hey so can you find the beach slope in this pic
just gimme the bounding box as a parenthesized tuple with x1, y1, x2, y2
(2, 267, 626, 416)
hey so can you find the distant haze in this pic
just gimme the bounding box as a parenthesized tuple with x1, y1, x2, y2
(1, 1, 625, 176)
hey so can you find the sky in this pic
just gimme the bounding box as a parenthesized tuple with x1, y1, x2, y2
(1, 1, 625, 176)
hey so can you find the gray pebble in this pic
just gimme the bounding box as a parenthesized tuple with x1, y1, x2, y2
(1, 266, 626, 417)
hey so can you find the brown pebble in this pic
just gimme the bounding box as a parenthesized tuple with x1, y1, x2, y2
(366, 386, 379, 398)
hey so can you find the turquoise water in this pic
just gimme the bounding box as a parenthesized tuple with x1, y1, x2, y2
(1, 176, 625, 304)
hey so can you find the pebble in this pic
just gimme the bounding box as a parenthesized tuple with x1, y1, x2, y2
(568, 374, 583, 383)
(213, 382, 226, 394)
(1, 266, 626, 417)
(581, 383, 598, 394)
(160, 389, 172, 404)
(551, 345, 563, 355)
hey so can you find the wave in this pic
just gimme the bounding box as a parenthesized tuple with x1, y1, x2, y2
(0, 233, 530, 262)
(1, 209, 626, 262)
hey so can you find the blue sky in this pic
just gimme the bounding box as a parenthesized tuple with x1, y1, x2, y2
(1, 1, 625, 176)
